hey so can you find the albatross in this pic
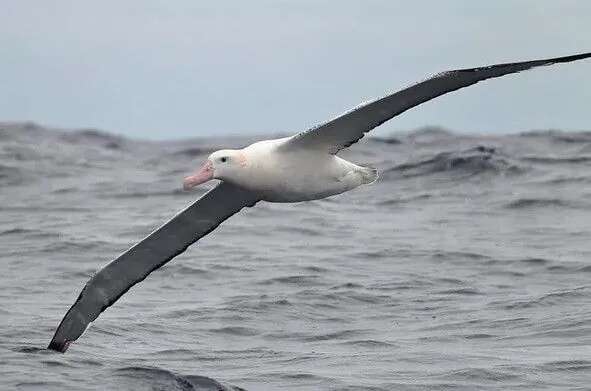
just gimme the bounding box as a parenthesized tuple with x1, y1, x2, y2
(49, 52, 591, 352)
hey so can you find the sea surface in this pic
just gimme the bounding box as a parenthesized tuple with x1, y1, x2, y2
(1, 122, 590, 390)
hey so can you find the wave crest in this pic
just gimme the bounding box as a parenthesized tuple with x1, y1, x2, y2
(383, 145, 523, 179)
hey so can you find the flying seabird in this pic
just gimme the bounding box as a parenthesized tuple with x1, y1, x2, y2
(48, 52, 591, 352)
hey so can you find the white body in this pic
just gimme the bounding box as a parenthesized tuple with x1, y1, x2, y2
(224, 138, 377, 202)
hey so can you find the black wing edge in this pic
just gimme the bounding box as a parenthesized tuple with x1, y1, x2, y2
(47, 183, 258, 353)
(454, 51, 591, 75)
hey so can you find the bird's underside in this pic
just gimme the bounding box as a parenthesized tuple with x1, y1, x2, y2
(230, 147, 378, 202)
(48, 51, 591, 352)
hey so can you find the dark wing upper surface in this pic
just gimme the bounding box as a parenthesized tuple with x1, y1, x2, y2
(282, 52, 591, 154)
(48, 182, 259, 352)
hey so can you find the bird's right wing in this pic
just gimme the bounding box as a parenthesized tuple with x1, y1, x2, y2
(48, 182, 259, 352)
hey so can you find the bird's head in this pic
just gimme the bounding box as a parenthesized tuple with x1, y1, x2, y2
(183, 149, 246, 190)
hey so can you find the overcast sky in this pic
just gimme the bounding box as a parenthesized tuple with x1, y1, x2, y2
(2, 1, 590, 139)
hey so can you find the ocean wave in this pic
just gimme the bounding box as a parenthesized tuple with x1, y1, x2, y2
(504, 198, 584, 209)
(539, 175, 591, 185)
(0, 121, 47, 139)
(402, 126, 455, 142)
(382, 146, 523, 178)
(114, 366, 246, 391)
(435, 367, 524, 382)
(519, 129, 591, 144)
(208, 326, 259, 336)
(171, 146, 216, 157)
(539, 359, 591, 372)
(368, 136, 402, 145)
(12, 346, 50, 354)
(517, 257, 550, 265)
(160, 264, 209, 276)
(59, 128, 127, 150)
(499, 286, 589, 310)
(435, 287, 483, 296)
(272, 225, 321, 236)
(376, 193, 432, 206)
(258, 275, 322, 287)
(279, 329, 362, 343)
(104, 188, 193, 199)
(0, 164, 25, 185)
(339, 339, 396, 348)
(521, 155, 591, 164)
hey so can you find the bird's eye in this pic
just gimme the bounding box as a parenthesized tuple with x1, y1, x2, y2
(220, 157, 228, 163)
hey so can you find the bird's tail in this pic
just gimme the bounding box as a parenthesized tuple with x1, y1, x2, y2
(359, 166, 379, 184)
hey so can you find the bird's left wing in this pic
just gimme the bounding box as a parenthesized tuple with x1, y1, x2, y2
(48, 182, 259, 352)
(281, 52, 591, 154)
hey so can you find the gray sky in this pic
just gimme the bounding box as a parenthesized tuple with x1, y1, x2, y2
(2, 1, 590, 139)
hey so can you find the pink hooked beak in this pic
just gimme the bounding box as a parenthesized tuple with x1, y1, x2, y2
(183, 161, 214, 190)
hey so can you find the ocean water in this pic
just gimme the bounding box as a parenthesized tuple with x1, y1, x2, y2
(1, 122, 590, 390)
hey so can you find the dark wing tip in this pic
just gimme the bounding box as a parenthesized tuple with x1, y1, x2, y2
(456, 51, 591, 75)
(47, 339, 71, 353)
(553, 51, 591, 63)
